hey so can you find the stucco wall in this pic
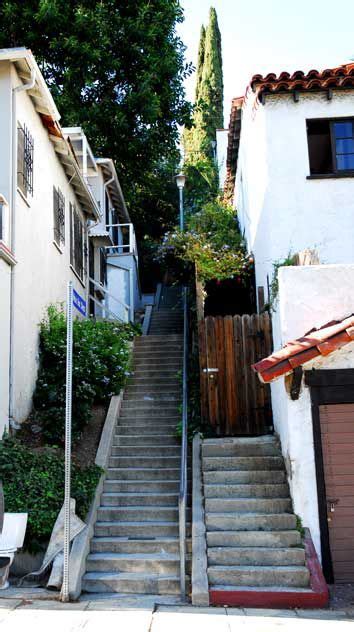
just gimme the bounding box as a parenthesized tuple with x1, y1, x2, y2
(236, 90, 354, 307)
(0, 64, 90, 426)
(271, 264, 354, 556)
(0, 261, 11, 436)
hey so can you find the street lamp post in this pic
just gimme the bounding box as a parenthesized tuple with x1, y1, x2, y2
(175, 171, 186, 231)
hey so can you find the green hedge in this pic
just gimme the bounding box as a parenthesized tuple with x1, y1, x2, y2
(0, 436, 101, 551)
(32, 306, 138, 444)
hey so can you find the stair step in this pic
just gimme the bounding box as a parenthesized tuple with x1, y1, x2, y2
(208, 547, 305, 566)
(208, 565, 310, 588)
(103, 480, 180, 493)
(203, 457, 284, 471)
(205, 498, 292, 514)
(206, 530, 302, 548)
(97, 506, 183, 522)
(204, 483, 289, 499)
(106, 468, 181, 481)
(90, 536, 183, 555)
(121, 401, 180, 411)
(206, 512, 297, 532)
(123, 391, 181, 400)
(94, 521, 182, 537)
(108, 456, 181, 468)
(82, 571, 181, 594)
(202, 437, 280, 457)
(131, 370, 181, 379)
(86, 552, 181, 574)
(136, 335, 183, 343)
(116, 426, 178, 436)
(202, 471, 286, 485)
(101, 492, 179, 506)
(114, 435, 180, 446)
(111, 446, 180, 456)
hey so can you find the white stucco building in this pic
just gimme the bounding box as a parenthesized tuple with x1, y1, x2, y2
(0, 48, 140, 436)
(226, 64, 354, 584)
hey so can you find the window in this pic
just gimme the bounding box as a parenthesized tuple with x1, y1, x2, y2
(100, 248, 107, 285)
(17, 124, 34, 196)
(70, 203, 84, 280)
(53, 186, 65, 247)
(307, 118, 354, 176)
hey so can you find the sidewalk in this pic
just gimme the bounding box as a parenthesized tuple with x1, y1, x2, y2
(0, 599, 354, 631)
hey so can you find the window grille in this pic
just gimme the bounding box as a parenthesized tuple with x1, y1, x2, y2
(53, 186, 65, 246)
(70, 203, 84, 280)
(17, 124, 34, 196)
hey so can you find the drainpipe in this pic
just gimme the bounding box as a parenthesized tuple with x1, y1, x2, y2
(8, 65, 36, 429)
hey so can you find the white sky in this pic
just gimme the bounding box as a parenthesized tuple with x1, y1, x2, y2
(178, 0, 354, 127)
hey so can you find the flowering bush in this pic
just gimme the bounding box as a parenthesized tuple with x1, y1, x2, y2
(32, 306, 138, 444)
(156, 200, 253, 283)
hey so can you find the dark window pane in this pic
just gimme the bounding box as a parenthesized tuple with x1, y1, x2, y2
(337, 153, 354, 170)
(334, 122, 353, 138)
(336, 138, 354, 154)
(307, 119, 333, 174)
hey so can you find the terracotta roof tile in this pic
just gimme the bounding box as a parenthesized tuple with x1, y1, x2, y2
(253, 314, 354, 383)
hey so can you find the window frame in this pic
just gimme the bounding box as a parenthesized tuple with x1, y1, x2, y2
(70, 203, 85, 284)
(53, 186, 65, 249)
(306, 116, 354, 178)
(17, 123, 34, 197)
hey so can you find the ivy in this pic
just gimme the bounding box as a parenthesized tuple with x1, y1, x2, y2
(269, 253, 297, 309)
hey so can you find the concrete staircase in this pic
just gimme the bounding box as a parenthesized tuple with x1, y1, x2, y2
(202, 436, 310, 604)
(82, 286, 189, 599)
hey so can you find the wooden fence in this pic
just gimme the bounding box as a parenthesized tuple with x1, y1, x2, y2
(198, 313, 273, 436)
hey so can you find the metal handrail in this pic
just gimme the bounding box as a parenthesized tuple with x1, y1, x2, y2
(179, 286, 188, 599)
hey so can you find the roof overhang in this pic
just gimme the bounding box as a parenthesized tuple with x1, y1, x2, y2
(88, 227, 113, 247)
(0, 47, 99, 220)
(96, 158, 130, 223)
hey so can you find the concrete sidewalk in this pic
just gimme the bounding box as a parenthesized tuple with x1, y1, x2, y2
(0, 600, 354, 631)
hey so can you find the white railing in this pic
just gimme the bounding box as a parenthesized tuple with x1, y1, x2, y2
(89, 276, 130, 323)
(105, 222, 137, 255)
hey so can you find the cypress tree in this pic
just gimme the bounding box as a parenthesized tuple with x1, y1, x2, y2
(195, 25, 206, 102)
(198, 7, 223, 143)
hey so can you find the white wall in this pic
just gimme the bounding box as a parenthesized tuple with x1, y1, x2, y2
(272, 264, 354, 556)
(0, 261, 11, 436)
(236, 90, 354, 306)
(0, 63, 90, 427)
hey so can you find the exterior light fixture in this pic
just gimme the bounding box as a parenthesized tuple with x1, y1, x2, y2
(175, 172, 186, 231)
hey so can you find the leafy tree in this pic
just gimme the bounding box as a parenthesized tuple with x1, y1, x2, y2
(0, 1, 192, 235)
(183, 7, 223, 212)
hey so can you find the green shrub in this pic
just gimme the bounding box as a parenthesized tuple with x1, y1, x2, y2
(32, 306, 138, 444)
(0, 436, 101, 551)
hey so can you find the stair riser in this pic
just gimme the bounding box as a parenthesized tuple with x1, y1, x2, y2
(206, 531, 302, 548)
(208, 547, 306, 566)
(108, 457, 181, 468)
(82, 577, 180, 595)
(133, 352, 183, 360)
(203, 471, 286, 485)
(208, 567, 310, 588)
(121, 402, 181, 410)
(135, 335, 183, 342)
(97, 508, 180, 522)
(111, 446, 180, 456)
(114, 436, 180, 446)
(203, 457, 284, 471)
(127, 380, 180, 389)
(204, 484, 289, 499)
(86, 558, 180, 574)
(106, 468, 180, 481)
(116, 427, 178, 436)
(202, 445, 281, 458)
(130, 371, 181, 379)
(101, 493, 180, 507)
(90, 540, 182, 554)
(133, 362, 182, 370)
(103, 481, 180, 493)
(123, 391, 181, 400)
(205, 498, 292, 514)
(94, 523, 180, 537)
(206, 514, 297, 532)
(134, 344, 183, 352)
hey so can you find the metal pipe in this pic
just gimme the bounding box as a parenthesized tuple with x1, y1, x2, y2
(179, 286, 188, 599)
(179, 187, 184, 231)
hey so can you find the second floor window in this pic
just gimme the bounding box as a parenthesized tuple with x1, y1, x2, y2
(53, 186, 65, 247)
(307, 118, 354, 176)
(70, 204, 84, 281)
(17, 123, 34, 196)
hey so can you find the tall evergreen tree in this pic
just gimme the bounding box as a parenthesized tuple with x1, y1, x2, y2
(195, 25, 206, 102)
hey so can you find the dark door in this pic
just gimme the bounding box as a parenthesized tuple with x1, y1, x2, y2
(319, 403, 354, 583)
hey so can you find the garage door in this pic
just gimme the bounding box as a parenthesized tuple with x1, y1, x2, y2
(319, 403, 354, 583)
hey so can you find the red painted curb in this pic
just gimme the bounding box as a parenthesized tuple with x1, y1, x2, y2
(209, 529, 329, 609)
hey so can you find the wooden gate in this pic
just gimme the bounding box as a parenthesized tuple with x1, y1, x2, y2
(199, 313, 273, 436)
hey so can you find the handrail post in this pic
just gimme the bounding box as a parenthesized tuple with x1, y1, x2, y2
(179, 286, 188, 600)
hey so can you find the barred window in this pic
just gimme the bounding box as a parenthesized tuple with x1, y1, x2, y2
(17, 124, 34, 196)
(53, 186, 65, 247)
(70, 203, 84, 280)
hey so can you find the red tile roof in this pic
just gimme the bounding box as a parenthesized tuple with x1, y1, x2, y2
(253, 314, 354, 384)
(251, 63, 354, 102)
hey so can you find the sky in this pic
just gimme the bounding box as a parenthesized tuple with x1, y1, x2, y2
(178, 0, 354, 127)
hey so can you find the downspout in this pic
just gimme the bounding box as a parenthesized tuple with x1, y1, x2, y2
(102, 173, 115, 318)
(8, 66, 36, 429)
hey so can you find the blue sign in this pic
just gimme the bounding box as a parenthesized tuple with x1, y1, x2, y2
(73, 289, 86, 316)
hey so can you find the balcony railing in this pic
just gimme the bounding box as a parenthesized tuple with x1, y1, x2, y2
(105, 222, 137, 256)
